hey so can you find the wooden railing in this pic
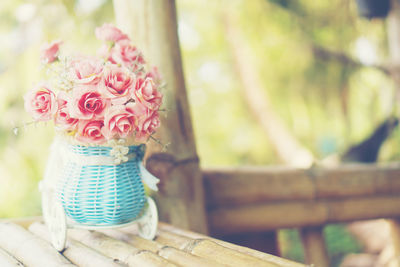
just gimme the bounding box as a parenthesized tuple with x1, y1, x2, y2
(202, 163, 400, 266)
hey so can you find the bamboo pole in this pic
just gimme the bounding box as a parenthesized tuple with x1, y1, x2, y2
(100, 229, 163, 253)
(118, 225, 305, 267)
(106, 228, 227, 266)
(211, 240, 306, 267)
(0, 248, 24, 267)
(112, 225, 287, 266)
(67, 229, 138, 260)
(300, 227, 329, 267)
(159, 246, 228, 267)
(118, 219, 192, 248)
(113, 0, 208, 234)
(203, 167, 314, 206)
(129, 250, 178, 267)
(208, 195, 400, 234)
(67, 228, 177, 267)
(157, 223, 306, 267)
(203, 164, 400, 206)
(29, 222, 125, 267)
(0, 222, 75, 267)
(184, 239, 280, 267)
(155, 231, 192, 250)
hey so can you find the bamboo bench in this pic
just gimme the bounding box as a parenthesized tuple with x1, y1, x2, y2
(0, 217, 304, 267)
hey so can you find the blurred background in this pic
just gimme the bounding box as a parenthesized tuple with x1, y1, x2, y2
(0, 0, 399, 266)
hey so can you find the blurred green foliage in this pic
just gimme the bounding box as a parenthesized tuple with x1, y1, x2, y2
(279, 225, 362, 267)
(279, 229, 305, 263)
(178, 0, 399, 167)
(0, 0, 398, 265)
(325, 224, 363, 267)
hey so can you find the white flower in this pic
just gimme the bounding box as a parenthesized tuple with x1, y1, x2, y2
(109, 139, 129, 164)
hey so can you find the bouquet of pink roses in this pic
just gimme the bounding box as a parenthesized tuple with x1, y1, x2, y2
(27, 25, 162, 247)
(24, 23, 163, 145)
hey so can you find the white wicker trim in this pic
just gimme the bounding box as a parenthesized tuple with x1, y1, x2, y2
(62, 149, 136, 166)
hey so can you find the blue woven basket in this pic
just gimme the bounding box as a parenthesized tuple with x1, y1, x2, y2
(56, 144, 147, 226)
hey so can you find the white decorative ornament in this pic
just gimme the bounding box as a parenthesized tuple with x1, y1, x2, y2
(109, 139, 130, 164)
(139, 162, 159, 191)
(138, 197, 158, 240)
(49, 201, 67, 251)
(41, 184, 67, 252)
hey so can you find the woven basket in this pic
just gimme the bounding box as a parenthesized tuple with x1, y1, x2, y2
(55, 144, 147, 226)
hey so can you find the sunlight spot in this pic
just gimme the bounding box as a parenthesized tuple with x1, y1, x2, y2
(15, 4, 36, 23)
(198, 61, 221, 83)
(355, 37, 377, 66)
(178, 20, 200, 50)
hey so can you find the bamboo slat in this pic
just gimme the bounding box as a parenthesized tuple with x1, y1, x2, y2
(213, 240, 306, 267)
(0, 222, 75, 267)
(115, 226, 265, 266)
(29, 222, 125, 267)
(159, 246, 228, 267)
(157, 223, 306, 267)
(101, 229, 162, 253)
(208, 195, 400, 234)
(300, 227, 329, 267)
(185, 239, 280, 267)
(0, 248, 24, 267)
(127, 250, 177, 267)
(155, 230, 192, 249)
(109, 225, 279, 267)
(113, 0, 209, 234)
(203, 164, 400, 206)
(119, 223, 304, 267)
(105, 227, 227, 266)
(5, 218, 305, 267)
(67, 228, 177, 267)
(67, 228, 139, 258)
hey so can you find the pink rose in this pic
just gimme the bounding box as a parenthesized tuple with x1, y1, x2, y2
(95, 23, 129, 42)
(100, 64, 135, 102)
(76, 120, 105, 144)
(54, 92, 78, 131)
(145, 67, 162, 86)
(133, 105, 160, 142)
(133, 77, 162, 110)
(69, 57, 103, 85)
(24, 84, 58, 121)
(69, 86, 108, 120)
(102, 103, 136, 139)
(108, 40, 145, 71)
(97, 44, 109, 59)
(40, 40, 62, 64)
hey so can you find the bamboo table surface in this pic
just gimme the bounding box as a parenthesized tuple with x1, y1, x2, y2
(0, 217, 305, 267)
